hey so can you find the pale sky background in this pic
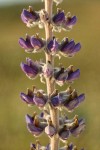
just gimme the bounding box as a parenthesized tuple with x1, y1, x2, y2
(0, 0, 38, 6)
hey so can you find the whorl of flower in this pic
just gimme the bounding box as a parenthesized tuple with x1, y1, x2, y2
(60, 37, 81, 57)
(19, 34, 33, 52)
(21, 6, 40, 27)
(20, 58, 42, 79)
(47, 37, 59, 55)
(26, 113, 47, 136)
(54, 65, 80, 86)
(31, 34, 45, 52)
(50, 87, 85, 111)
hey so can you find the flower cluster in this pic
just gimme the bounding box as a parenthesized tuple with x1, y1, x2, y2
(19, 0, 85, 149)
(19, 35, 81, 58)
(21, 6, 77, 32)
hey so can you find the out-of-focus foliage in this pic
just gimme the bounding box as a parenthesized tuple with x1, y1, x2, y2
(0, 0, 100, 149)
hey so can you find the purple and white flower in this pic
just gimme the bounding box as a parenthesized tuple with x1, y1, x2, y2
(21, 6, 39, 27)
(60, 38, 81, 57)
(20, 58, 42, 79)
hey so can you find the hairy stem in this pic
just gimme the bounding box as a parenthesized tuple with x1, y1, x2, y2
(44, 0, 59, 150)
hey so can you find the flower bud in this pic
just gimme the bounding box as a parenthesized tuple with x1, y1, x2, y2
(21, 6, 39, 27)
(52, 9, 65, 26)
(59, 125, 70, 141)
(60, 38, 81, 57)
(19, 34, 33, 52)
(20, 89, 34, 105)
(64, 91, 85, 112)
(64, 14, 77, 29)
(20, 58, 41, 79)
(70, 118, 85, 137)
(67, 66, 80, 82)
(26, 115, 46, 136)
(31, 34, 44, 52)
(33, 91, 48, 108)
(54, 67, 68, 86)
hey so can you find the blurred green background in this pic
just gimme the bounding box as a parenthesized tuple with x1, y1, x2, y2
(0, 0, 100, 149)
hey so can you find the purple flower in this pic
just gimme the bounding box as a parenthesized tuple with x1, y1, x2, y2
(47, 37, 59, 55)
(19, 34, 34, 52)
(26, 114, 47, 136)
(20, 58, 41, 79)
(60, 38, 81, 57)
(70, 118, 85, 137)
(67, 66, 80, 82)
(33, 91, 48, 108)
(45, 120, 56, 137)
(42, 61, 53, 78)
(52, 9, 65, 26)
(20, 88, 34, 105)
(31, 34, 44, 52)
(51, 95, 60, 107)
(64, 92, 85, 112)
(64, 15, 77, 29)
(21, 6, 39, 27)
(59, 125, 70, 141)
(54, 67, 68, 86)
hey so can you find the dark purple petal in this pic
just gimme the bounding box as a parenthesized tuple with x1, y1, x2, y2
(64, 98, 79, 111)
(57, 71, 68, 81)
(20, 92, 34, 104)
(59, 127, 70, 140)
(64, 16, 77, 28)
(19, 35, 33, 51)
(70, 119, 85, 137)
(20, 62, 38, 78)
(51, 96, 60, 107)
(72, 43, 81, 53)
(66, 16, 77, 26)
(27, 123, 43, 136)
(53, 10, 65, 25)
(34, 96, 47, 107)
(78, 94, 85, 103)
(60, 40, 75, 53)
(21, 9, 39, 24)
(31, 36, 44, 50)
(67, 69, 80, 82)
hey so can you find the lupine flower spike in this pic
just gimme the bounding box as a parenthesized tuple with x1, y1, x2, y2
(19, 0, 86, 150)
